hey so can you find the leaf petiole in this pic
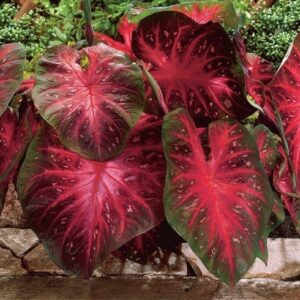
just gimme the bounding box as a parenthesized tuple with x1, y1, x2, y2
(141, 63, 168, 115)
(82, 0, 94, 46)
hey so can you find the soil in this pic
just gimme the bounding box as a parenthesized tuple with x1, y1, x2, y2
(269, 216, 300, 238)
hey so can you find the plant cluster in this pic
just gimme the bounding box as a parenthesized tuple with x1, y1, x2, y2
(243, 0, 300, 67)
(0, 0, 300, 287)
(0, 3, 56, 59)
(0, 1, 187, 69)
(2, 0, 298, 69)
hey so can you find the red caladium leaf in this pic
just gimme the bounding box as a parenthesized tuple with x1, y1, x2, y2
(233, 35, 276, 125)
(21, 101, 42, 138)
(32, 43, 145, 161)
(273, 147, 300, 232)
(251, 123, 283, 263)
(246, 53, 275, 85)
(234, 35, 275, 85)
(267, 193, 285, 234)
(17, 114, 166, 278)
(258, 91, 277, 128)
(19, 77, 36, 95)
(173, 3, 223, 24)
(132, 11, 253, 124)
(0, 102, 40, 214)
(269, 33, 300, 232)
(0, 43, 25, 116)
(0, 107, 34, 181)
(129, 1, 239, 29)
(162, 108, 274, 285)
(252, 125, 279, 177)
(234, 35, 275, 86)
(0, 109, 19, 181)
(172, 0, 239, 28)
(246, 54, 275, 111)
(94, 32, 133, 58)
(117, 16, 137, 53)
(258, 192, 285, 263)
(94, 16, 137, 59)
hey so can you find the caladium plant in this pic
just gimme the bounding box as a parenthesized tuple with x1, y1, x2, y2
(162, 108, 274, 284)
(0, 43, 25, 116)
(17, 114, 165, 277)
(269, 34, 300, 232)
(32, 44, 145, 161)
(0, 102, 40, 213)
(233, 34, 277, 126)
(0, 43, 35, 213)
(0, 1, 300, 287)
(131, 11, 254, 123)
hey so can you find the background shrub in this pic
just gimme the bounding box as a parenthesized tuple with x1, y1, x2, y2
(242, 0, 300, 67)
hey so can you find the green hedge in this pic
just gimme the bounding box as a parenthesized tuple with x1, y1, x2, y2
(1, 0, 299, 68)
(243, 0, 300, 67)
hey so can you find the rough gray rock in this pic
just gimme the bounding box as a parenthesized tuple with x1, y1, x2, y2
(98, 249, 187, 276)
(0, 183, 27, 228)
(0, 228, 39, 257)
(0, 248, 26, 277)
(245, 238, 300, 280)
(22, 244, 187, 277)
(23, 244, 66, 275)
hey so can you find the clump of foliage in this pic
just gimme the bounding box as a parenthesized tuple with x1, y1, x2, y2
(0, 3, 56, 59)
(0, 0, 249, 63)
(243, 0, 300, 67)
(40, 0, 183, 40)
(0, 0, 188, 68)
(1, 0, 300, 287)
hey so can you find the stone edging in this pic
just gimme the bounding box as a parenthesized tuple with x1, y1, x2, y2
(0, 227, 300, 281)
(181, 238, 300, 281)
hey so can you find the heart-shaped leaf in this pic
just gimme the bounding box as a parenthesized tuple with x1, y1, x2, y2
(0, 43, 25, 116)
(0, 104, 38, 181)
(132, 11, 253, 124)
(0, 102, 40, 214)
(233, 35, 276, 125)
(17, 114, 166, 278)
(0, 109, 20, 182)
(269, 33, 300, 232)
(129, 1, 239, 30)
(172, 0, 239, 28)
(246, 54, 275, 112)
(95, 16, 137, 59)
(258, 191, 285, 263)
(163, 108, 274, 285)
(273, 147, 300, 232)
(32, 43, 145, 161)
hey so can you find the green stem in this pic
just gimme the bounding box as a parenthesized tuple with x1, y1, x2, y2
(82, 0, 94, 46)
(142, 65, 168, 115)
